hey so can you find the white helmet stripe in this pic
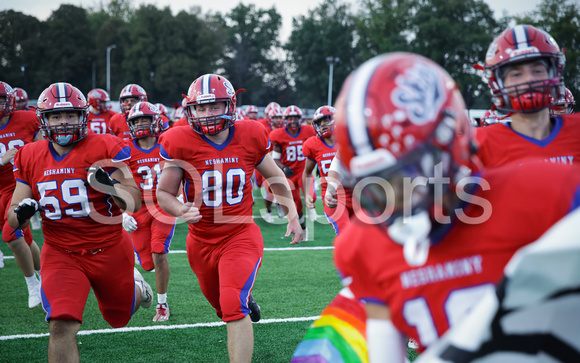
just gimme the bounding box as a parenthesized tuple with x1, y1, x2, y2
(202, 74, 210, 95)
(57, 82, 67, 100)
(346, 55, 386, 156)
(512, 25, 529, 49)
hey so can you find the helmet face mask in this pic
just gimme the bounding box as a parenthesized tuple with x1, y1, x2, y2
(483, 25, 565, 113)
(266, 104, 283, 128)
(336, 52, 473, 234)
(184, 74, 238, 136)
(13, 88, 28, 111)
(87, 88, 110, 113)
(0, 82, 15, 117)
(37, 83, 89, 146)
(119, 84, 148, 115)
(127, 102, 163, 139)
(283, 105, 303, 131)
(313, 106, 336, 138)
(550, 87, 575, 115)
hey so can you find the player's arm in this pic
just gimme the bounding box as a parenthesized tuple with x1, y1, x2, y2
(0, 147, 18, 167)
(325, 157, 343, 208)
(7, 181, 36, 229)
(302, 159, 317, 209)
(256, 154, 303, 244)
(156, 162, 201, 224)
(109, 165, 142, 213)
(365, 303, 407, 363)
(272, 144, 294, 177)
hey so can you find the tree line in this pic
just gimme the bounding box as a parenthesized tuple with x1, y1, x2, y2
(0, 0, 578, 110)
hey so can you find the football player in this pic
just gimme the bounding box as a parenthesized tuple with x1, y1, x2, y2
(474, 25, 580, 167)
(109, 84, 148, 139)
(331, 52, 580, 361)
(13, 88, 29, 111)
(156, 73, 302, 362)
(0, 81, 43, 307)
(302, 105, 354, 235)
(87, 88, 116, 134)
(245, 105, 259, 120)
(550, 86, 575, 115)
(8, 82, 152, 362)
(257, 103, 283, 223)
(123, 101, 176, 322)
(269, 105, 316, 239)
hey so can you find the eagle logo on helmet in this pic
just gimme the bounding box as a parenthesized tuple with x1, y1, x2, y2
(391, 61, 446, 126)
(223, 81, 235, 97)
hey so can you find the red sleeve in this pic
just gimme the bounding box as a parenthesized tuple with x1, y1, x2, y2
(302, 137, 315, 160)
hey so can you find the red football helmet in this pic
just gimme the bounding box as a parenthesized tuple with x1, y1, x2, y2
(119, 84, 148, 114)
(184, 74, 241, 135)
(483, 25, 565, 113)
(283, 105, 303, 131)
(236, 107, 247, 120)
(266, 104, 284, 128)
(0, 81, 15, 117)
(336, 53, 473, 265)
(312, 105, 336, 138)
(246, 105, 259, 120)
(87, 88, 110, 113)
(127, 102, 163, 139)
(36, 82, 89, 146)
(13, 88, 29, 110)
(550, 87, 575, 115)
(155, 103, 169, 117)
(264, 102, 280, 116)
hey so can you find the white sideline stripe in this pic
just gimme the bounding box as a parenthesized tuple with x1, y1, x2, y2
(168, 247, 334, 253)
(0, 316, 320, 341)
(0, 246, 335, 260)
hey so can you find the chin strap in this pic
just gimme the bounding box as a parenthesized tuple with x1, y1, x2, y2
(388, 210, 432, 267)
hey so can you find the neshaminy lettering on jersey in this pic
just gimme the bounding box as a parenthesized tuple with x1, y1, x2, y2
(0, 132, 17, 139)
(43, 168, 76, 176)
(137, 157, 160, 164)
(204, 157, 239, 166)
(399, 255, 483, 289)
(546, 155, 574, 165)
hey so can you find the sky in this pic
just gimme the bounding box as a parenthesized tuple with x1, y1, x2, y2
(4, 0, 545, 41)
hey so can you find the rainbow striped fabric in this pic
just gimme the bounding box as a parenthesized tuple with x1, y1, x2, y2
(292, 289, 368, 363)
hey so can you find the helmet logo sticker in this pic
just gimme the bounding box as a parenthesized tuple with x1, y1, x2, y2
(223, 80, 235, 97)
(391, 61, 446, 126)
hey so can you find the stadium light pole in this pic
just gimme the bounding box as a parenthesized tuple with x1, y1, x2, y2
(106, 44, 117, 95)
(326, 57, 340, 106)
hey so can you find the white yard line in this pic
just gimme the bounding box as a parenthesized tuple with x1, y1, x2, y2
(0, 316, 320, 341)
(1, 246, 334, 260)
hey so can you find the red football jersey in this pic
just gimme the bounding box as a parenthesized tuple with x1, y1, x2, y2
(334, 161, 580, 351)
(257, 118, 272, 132)
(475, 114, 580, 167)
(87, 109, 116, 134)
(159, 120, 270, 244)
(0, 110, 40, 195)
(108, 113, 131, 140)
(269, 125, 316, 177)
(172, 118, 188, 127)
(302, 136, 337, 198)
(13, 133, 131, 249)
(125, 139, 165, 204)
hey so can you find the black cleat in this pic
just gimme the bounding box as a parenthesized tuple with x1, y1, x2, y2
(248, 294, 261, 322)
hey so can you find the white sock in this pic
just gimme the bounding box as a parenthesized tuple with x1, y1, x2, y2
(25, 274, 39, 288)
(158, 293, 167, 305)
(35, 270, 42, 284)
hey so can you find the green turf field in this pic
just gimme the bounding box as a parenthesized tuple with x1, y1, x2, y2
(0, 192, 350, 362)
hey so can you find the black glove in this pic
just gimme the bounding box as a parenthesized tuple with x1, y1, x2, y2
(15, 198, 40, 227)
(86, 165, 120, 188)
(282, 166, 295, 177)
